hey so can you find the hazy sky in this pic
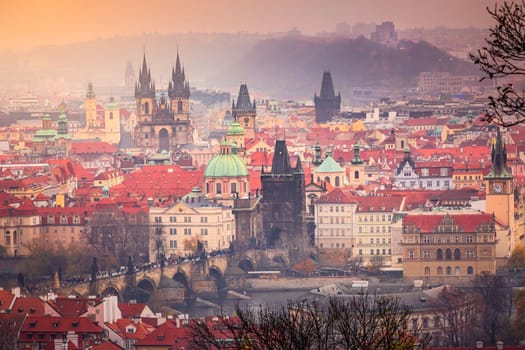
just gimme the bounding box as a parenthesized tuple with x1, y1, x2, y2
(1, 0, 502, 51)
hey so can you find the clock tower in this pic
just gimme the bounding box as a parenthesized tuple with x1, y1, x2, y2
(485, 127, 515, 254)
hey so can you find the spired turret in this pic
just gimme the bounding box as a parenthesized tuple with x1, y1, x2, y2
(168, 52, 190, 99)
(135, 53, 155, 99)
(232, 83, 256, 139)
(314, 71, 341, 123)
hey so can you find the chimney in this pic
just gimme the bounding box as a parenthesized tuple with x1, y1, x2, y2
(497, 341, 504, 350)
(476, 341, 483, 349)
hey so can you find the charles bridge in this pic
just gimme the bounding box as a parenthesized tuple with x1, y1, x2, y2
(57, 249, 290, 304)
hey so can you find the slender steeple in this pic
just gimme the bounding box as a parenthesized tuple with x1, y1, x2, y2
(233, 84, 255, 115)
(168, 51, 190, 99)
(86, 82, 95, 99)
(135, 53, 155, 98)
(486, 128, 513, 179)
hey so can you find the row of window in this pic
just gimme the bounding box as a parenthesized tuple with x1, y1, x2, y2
(424, 265, 475, 276)
(358, 248, 392, 256)
(157, 216, 210, 224)
(168, 228, 210, 236)
(405, 235, 492, 244)
(168, 240, 209, 249)
(408, 248, 474, 260)
(205, 182, 247, 194)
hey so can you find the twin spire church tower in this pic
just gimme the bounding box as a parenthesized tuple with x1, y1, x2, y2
(134, 52, 192, 151)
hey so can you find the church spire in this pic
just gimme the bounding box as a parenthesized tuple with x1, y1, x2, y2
(135, 52, 155, 98)
(169, 51, 190, 99)
(86, 81, 95, 99)
(486, 127, 513, 179)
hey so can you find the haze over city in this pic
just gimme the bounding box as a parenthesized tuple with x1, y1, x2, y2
(1, 0, 503, 52)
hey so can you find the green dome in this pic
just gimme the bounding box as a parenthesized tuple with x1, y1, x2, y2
(204, 153, 248, 178)
(227, 122, 244, 135)
(58, 113, 67, 121)
(43, 114, 52, 121)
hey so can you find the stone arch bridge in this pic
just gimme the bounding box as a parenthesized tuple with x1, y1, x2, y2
(57, 249, 291, 303)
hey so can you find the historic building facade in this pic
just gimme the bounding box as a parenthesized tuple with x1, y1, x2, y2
(401, 212, 496, 283)
(134, 53, 192, 151)
(232, 83, 256, 139)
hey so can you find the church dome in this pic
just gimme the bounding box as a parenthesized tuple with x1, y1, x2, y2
(58, 113, 67, 121)
(227, 122, 244, 136)
(204, 141, 247, 178)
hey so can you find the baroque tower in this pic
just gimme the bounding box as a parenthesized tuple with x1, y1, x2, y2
(232, 83, 256, 139)
(485, 128, 515, 254)
(314, 71, 341, 123)
(261, 140, 306, 262)
(85, 82, 97, 129)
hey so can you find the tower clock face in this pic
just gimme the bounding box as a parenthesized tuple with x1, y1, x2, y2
(493, 183, 503, 193)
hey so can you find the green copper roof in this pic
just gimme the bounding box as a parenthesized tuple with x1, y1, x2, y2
(316, 155, 343, 173)
(58, 113, 67, 121)
(34, 129, 58, 137)
(105, 97, 119, 110)
(227, 122, 244, 135)
(204, 153, 248, 178)
(42, 114, 52, 121)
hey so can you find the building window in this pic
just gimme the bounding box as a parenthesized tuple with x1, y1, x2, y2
(467, 266, 474, 275)
(359, 249, 362, 255)
(169, 240, 177, 248)
(231, 182, 237, 194)
(423, 250, 431, 259)
(48, 216, 55, 224)
(445, 248, 452, 260)
(170, 216, 177, 223)
(437, 267, 443, 275)
(216, 183, 222, 194)
(436, 249, 443, 260)
(454, 248, 461, 260)
(466, 250, 474, 258)
(184, 216, 191, 223)
(201, 228, 208, 236)
(408, 250, 414, 259)
(73, 216, 80, 224)
(184, 228, 191, 235)
(446, 266, 452, 275)
(170, 228, 177, 235)
(455, 266, 461, 276)
(201, 217, 208, 223)
(424, 267, 430, 276)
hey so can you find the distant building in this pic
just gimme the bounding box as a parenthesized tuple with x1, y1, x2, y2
(370, 21, 398, 46)
(124, 60, 136, 89)
(134, 52, 192, 151)
(232, 83, 256, 139)
(314, 71, 341, 123)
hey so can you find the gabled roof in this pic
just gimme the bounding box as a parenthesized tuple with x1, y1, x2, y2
(135, 320, 189, 347)
(0, 289, 16, 311)
(71, 141, 117, 155)
(10, 296, 47, 316)
(105, 319, 154, 340)
(317, 188, 357, 204)
(404, 213, 493, 233)
(118, 303, 147, 318)
(355, 195, 404, 212)
(47, 296, 102, 317)
(20, 315, 104, 334)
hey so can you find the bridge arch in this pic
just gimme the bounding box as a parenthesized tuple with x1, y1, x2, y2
(172, 269, 191, 289)
(238, 257, 256, 272)
(208, 265, 226, 292)
(101, 285, 122, 301)
(272, 254, 288, 267)
(136, 278, 156, 303)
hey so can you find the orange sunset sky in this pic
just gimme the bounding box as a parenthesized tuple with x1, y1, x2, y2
(1, 0, 501, 52)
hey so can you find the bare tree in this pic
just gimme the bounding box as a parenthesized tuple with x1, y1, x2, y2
(472, 272, 513, 345)
(430, 285, 478, 347)
(470, 1, 525, 127)
(188, 293, 430, 350)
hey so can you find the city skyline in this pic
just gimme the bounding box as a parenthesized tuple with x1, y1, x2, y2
(1, 0, 503, 52)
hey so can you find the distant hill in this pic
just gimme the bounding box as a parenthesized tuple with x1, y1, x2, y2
(211, 35, 479, 99)
(0, 33, 478, 101)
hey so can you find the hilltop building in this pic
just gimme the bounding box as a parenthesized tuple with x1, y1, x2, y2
(134, 52, 192, 151)
(314, 71, 341, 123)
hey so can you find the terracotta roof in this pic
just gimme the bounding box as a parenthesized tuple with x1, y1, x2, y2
(47, 296, 101, 317)
(71, 141, 117, 155)
(355, 195, 404, 212)
(317, 188, 358, 204)
(10, 296, 47, 316)
(118, 303, 147, 318)
(404, 213, 493, 233)
(105, 319, 154, 340)
(134, 320, 190, 347)
(0, 289, 15, 311)
(20, 315, 103, 335)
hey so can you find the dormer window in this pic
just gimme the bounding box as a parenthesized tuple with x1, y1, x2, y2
(126, 326, 136, 333)
(60, 216, 68, 224)
(48, 216, 55, 224)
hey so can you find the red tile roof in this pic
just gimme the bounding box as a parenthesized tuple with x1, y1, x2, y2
(118, 303, 147, 319)
(0, 289, 15, 311)
(404, 213, 493, 233)
(10, 296, 47, 316)
(47, 296, 102, 317)
(71, 141, 117, 155)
